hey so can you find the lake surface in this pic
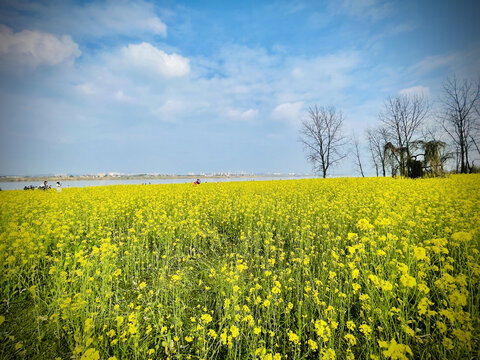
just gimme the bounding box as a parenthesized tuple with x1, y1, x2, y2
(0, 176, 316, 191)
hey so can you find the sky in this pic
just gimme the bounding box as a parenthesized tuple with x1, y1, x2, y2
(0, 0, 479, 176)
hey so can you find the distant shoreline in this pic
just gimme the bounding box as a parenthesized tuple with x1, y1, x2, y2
(0, 174, 307, 183)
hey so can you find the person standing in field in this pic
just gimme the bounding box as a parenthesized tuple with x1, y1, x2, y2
(56, 181, 62, 192)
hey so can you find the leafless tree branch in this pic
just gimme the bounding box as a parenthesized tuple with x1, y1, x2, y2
(299, 105, 347, 178)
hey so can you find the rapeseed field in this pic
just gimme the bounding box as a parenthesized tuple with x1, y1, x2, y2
(0, 175, 479, 359)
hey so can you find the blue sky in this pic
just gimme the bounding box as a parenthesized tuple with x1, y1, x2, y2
(0, 0, 479, 176)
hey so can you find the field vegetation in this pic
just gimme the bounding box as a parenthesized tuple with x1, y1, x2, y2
(0, 176, 479, 359)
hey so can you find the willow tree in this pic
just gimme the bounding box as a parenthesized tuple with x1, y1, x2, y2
(422, 140, 449, 176)
(384, 140, 449, 178)
(379, 93, 430, 177)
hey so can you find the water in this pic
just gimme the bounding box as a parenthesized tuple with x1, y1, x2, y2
(0, 176, 316, 191)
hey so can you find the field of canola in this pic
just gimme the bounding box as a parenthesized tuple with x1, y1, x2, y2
(0, 175, 479, 360)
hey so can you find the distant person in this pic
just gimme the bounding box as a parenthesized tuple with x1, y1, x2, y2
(56, 181, 62, 192)
(43, 180, 48, 190)
(194, 178, 201, 185)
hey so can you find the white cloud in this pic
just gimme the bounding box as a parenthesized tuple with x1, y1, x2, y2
(144, 17, 167, 36)
(121, 42, 190, 77)
(408, 46, 480, 79)
(0, 25, 80, 67)
(114, 90, 135, 103)
(0, 1, 167, 38)
(399, 85, 430, 97)
(408, 53, 458, 75)
(76, 83, 97, 95)
(240, 109, 259, 119)
(155, 99, 184, 116)
(224, 108, 259, 120)
(83, 1, 167, 37)
(272, 102, 304, 124)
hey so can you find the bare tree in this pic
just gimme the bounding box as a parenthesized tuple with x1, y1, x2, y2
(366, 126, 389, 176)
(300, 105, 347, 178)
(379, 93, 430, 177)
(352, 134, 365, 177)
(440, 75, 480, 173)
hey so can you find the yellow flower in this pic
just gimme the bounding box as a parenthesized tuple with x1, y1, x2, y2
(452, 329, 471, 345)
(346, 349, 355, 360)
(346, 321, 356, 331)
(288, 330, 299, 345)
(351, 268, 360, 279)
(254, 327, 262, 335)
(451, 231, 472, 242)
(321, 348, 336, 360)
(418, 283, 430, 294)
(359, 324, 372, 337)
(379, 339, 413, 360)
(381, 280, 393, 292)
(344, 333, 357, 346)
(208, 329, 217, 339)
(442, 337, 454, 350)
(220, 330, 228, 344)
(224, 298, 231, 309)
(308, 339, 318, 351)
(412, 246, 427, 260)
(417, 297, 434, 316)
(230, 325, 239, 338)
(139, 282, 147, 290)
(185, 336, 193, 342)
(400, 274, 417, 288)
(80, 348, 100, 360)
(402, 324, 414, 337)
(357, 218, 374, 231)
(436, 321, 447, 333)
(359, 294, 370, 302)
(201, 313, 213, 324)
(449, 290, 467, 307)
